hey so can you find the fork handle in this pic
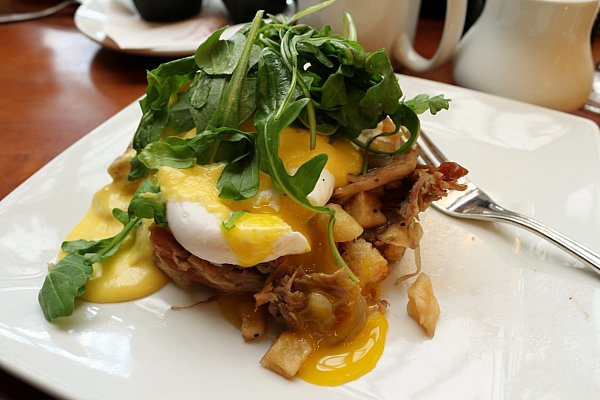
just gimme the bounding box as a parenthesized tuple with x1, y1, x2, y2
(485, 204, 600, 276)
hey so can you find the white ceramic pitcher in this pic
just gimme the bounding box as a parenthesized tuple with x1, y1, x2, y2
(453, 0, 600, 112)
(297, 0, 468, 72)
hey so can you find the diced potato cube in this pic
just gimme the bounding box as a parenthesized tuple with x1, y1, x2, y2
(260, 331, 313, 379)
(239, 302, 267, 342)
(383, 243, 406, 261)
(344, 191, 387, 229)
(107, 148, 136, 181)
(407, 273, 440, 337)
(378, 222, 423, 249)
(314, 203, 363, 242)
(342, 238, 389, 286)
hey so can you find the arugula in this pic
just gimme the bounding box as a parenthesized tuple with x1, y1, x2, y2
(404, 93, 450, 116)
(222, 210, 248, 231)
(128, 3, 450, 277)
(128, 3, 451, 198)
(129, 57, 199, 180)
(38, 181, 166, 321)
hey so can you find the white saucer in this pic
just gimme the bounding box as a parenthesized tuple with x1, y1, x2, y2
(74, 0, 230, 57)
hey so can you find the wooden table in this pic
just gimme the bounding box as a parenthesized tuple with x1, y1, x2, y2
(1, 1, 599, 398)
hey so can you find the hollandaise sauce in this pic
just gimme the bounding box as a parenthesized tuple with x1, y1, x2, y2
(61, 180, 168, 302)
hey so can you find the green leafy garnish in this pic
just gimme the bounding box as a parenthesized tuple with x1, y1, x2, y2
(222, 210, 249, 231)
(404, 94, 450, 116)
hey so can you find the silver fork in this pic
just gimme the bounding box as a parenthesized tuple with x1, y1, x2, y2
(417, 130, 600, 276)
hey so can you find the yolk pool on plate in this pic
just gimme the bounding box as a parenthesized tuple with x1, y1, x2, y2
(298, 312, 388, 386)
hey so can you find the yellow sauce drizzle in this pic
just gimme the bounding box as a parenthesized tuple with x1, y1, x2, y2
(62, 180, 168, 303)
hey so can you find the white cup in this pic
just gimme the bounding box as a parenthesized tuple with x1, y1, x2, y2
(296, 0, 468, 72)
(452, 0, 600, 112)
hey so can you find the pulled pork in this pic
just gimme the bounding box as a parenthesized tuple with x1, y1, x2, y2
(255, 266, 367, 342)
(150, 225, 266, 294)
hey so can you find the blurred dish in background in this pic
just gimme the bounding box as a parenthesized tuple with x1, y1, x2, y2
(453, 0, 600, 112)
(296, 0, 467, 73)
(132, 0, 204, 22)
(75, 0, 232, 56)
(222, 0, 290, 23)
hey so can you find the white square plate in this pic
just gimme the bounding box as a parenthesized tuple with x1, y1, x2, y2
(1, 75, 599, 399)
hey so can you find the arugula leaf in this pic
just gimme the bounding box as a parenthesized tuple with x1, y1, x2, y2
(133, 57, 198, 151)
(128, 180, 166, 225)
(166, 92, 196, 134)
(208, 11, 264, 129)
(196, 31, 261, 75)
(38, 253, 93, 322)
(255, 100, 358, 282)
(320, 72, 347, 109)
(128, 155, 149, 181)
(129, 57, 198, 180)
(139, 141, 197, 170)
(256, 99, 326, 200)
(403, 94, 451, 115)
(217, 148, 259, 200)
(187, 74, 228, 132)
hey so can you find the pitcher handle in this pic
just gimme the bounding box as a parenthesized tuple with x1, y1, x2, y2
(394, 0, 467, 73)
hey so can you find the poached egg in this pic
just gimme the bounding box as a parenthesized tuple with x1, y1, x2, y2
(157, 127, 363, 268)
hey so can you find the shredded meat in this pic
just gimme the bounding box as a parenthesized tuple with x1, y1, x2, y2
(150, 225, 266, 294)
(358, 160, 468, 247)
(333, 149, 419, 203)
(396, 162, 468, 220)
(255, 266, 367, 342)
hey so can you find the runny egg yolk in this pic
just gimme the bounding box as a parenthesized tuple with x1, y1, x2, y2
(232, 127, 363, 268)
(60, 180, 168, 303)
(298, 312, 388, 386)
(277, 127, 362, 187)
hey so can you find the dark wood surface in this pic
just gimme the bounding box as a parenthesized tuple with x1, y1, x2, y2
(1, 1, 599, 399)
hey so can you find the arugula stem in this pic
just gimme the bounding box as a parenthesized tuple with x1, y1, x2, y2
(276, 66, 298, 120)
(295, 76, 318, 149)
(89, 217, 141, 263)
(289, 0, 336, 23)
